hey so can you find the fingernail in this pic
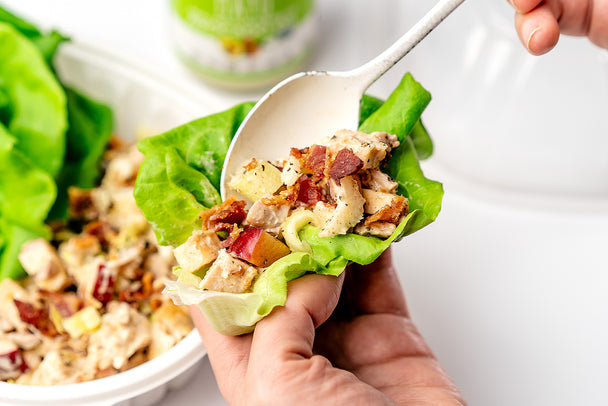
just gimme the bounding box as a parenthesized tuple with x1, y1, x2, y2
(526, 26, 543, 53)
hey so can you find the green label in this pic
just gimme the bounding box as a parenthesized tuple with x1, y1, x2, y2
(171, 0, 314, 40)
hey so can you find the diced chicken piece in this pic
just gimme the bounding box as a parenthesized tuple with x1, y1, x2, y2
(199, 250, 259, 293)
(148, 302, 193, 359)
(173, 230, 223, 273)
(18, 239, 70, 292)
(361, 169, 399, 194)
(244, 200, 290, 235)
(5, 331, 41, 350)
(59, 248, 105, 308)
(59, 234, 101, 273)
(68, 187, 111, 221)
(106, 189, 148, 241)
(87, 301, 151, 371)
(102, 145, 143, 190)
(322, 129, 399, 170)
(17, 349, 85, 385)
(312, 201, 334, 229)
(354, 221, 397, 238)
(281, 154, 302, 186)
(318, 176, 365, 238)
(361, 189, 400, 214)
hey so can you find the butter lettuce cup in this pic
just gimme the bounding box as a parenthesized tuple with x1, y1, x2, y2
(135, 73, 444, 336)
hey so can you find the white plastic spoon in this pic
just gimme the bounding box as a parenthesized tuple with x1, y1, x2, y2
(221, 0, 466, 199)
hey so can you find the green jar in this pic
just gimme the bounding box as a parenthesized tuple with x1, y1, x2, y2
(168, 0, 317, 89)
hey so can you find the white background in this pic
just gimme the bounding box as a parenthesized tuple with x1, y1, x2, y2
(3, 0, 608, 405)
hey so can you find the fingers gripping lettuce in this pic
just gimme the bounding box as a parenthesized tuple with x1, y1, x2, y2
(134, 73, 443, 335)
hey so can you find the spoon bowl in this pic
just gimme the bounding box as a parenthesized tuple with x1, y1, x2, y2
(221, 0, 466, 199)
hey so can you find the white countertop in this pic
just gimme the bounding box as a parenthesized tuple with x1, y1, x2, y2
(3, 1, 608, 405)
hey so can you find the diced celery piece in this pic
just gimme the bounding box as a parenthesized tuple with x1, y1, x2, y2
(63, 306, 101, 338)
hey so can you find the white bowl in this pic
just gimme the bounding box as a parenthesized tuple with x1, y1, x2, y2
(0, 41, 217, 406)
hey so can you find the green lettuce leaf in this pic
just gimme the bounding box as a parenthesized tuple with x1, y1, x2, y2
(0, 5, 69, 66)
(0, 124, 55, 280)
(147, 72, 444, 335)
(49, 87, 114, 219)
(134, 102, 255, 246)
(0, 8, 113, 281)
(0, 22, 67, 177)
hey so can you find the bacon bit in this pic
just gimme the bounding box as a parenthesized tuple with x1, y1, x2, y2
(71, 233, 101, 251)
(68, 188, 98, 220)
(13, 299, 59, 337)
(140, 271, 154, 299)
(83, 220, 118, 250)
(261, 185, 298, 206)
(149, 295, 164, 311)
(92, 264, 115, 305)
(118, 271, 154, 304)
(199, 196, 248, 231)
(243, 158, 258, 172)
(328, 149, 364, 181)
(302, 145, 327, 182)
(296, 175, 323, 207)
(290, 147, 304, 159)
(364, 195, 409, 225)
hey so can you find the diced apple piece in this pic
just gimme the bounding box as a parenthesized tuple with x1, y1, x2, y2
(199, 250, 259, 293)
(92, 264, 115, 305)
(0, 343, 28, 380)
(63, 306, 101, 339)
(173, 230, 222, 273)
(229, 227, 291, 268)
(229, 159, 283, 201)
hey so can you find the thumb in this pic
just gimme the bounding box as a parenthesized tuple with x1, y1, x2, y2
(249, 272, 344, 367)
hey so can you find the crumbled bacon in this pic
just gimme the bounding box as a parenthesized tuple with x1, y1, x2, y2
(83, 220, 118, 250)
(364, 195, 409, 225)
(290, 147, 304, 160)
(243, 158, 258, 172)
(118, 271, 153, 304)
(328, 149, 364, 181)
(296, 175, 323, 207)
(199, 196, 247, 231)
(260, 185, 298, 206)
(68, 188, 98, 221)
(302, 144, 327, 182)
(13, 299, 59, 337)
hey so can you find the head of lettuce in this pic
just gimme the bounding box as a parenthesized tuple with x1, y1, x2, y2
(133, 73, 443, 336)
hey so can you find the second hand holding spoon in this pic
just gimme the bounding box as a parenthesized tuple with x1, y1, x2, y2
(221, 0, 466, 200)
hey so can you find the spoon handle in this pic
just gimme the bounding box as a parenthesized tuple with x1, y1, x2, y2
(345, 0, 466, 90)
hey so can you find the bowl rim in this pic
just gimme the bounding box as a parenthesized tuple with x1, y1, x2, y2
(0, 39, 211, 404)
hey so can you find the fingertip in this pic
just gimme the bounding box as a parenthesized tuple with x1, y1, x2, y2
(515, 7, 560, 55)
(526, 26, 558, 55)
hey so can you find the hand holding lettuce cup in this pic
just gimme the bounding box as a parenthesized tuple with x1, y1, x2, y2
(134, 73, 443, 335)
